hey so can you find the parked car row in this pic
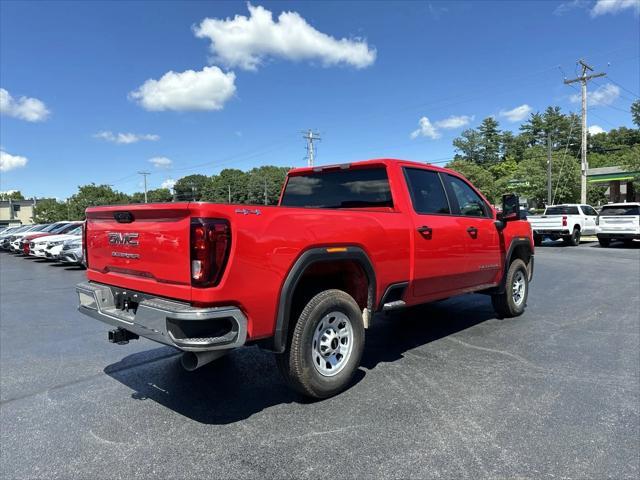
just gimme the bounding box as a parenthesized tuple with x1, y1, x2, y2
(0, 221, 85, 265)
(527, 202, 640, 247)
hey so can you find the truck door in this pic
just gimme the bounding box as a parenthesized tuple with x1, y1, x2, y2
(581, 205, 598, 234)
(442, 174, 502, 287)
(403, 167, 469, 299)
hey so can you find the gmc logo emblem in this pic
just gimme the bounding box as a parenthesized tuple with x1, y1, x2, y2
(108, 232, 139, 246)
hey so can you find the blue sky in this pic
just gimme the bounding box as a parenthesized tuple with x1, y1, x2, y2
(1, 0, 638, 199)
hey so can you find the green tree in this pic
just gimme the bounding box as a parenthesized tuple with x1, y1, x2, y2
(631, 99, 640, 128)
(478, 117, 501, 165)
(246, 166, 290, 205)
(0, 190, 25, 200)
(67, 184, 130, 219)
(173, 174, 211, 201)
(447, 158, 496, 202)
(202, 169, 249, 203)
(130, 188, 173, 203)
(452, 128, 483, 164)
(33, 198, 68, 223)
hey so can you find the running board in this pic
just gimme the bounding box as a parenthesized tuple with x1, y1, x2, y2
(382, 300, 406, 311)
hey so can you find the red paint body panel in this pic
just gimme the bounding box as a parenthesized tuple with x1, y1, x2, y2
(84, 159, 533, 342)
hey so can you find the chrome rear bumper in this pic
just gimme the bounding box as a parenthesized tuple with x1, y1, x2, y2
(76, 281, 247, 352)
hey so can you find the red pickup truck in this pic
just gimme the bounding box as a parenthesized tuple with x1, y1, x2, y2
(77, 159, 534, 398)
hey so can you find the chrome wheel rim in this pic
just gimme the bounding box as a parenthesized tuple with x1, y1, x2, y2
(512, 270, 526, 306)
(311, 311, 354, 377)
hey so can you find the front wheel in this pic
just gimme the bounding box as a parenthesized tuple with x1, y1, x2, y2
(276, 289, 365, 399)
(491, 259, 529, 318)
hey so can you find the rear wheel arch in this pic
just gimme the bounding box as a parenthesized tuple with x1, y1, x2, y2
(271, 247, 376, 353)
(498, 239, 533, 292)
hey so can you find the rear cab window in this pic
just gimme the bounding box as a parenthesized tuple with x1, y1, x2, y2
(280, 166, 393, 209)
(545, 206, 579, 215)
(599, 205, 640, 216)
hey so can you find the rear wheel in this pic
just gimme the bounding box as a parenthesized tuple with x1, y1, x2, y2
(492, 259, 529, 318)
(276, 289, 365, 399)
(563, 228, 581, 246)
(598, 237, 610, 248)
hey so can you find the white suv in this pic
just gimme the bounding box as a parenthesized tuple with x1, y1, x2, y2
(596, 203, 640, 247)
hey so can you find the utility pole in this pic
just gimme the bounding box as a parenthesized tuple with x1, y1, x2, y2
(547, 133, 552, 206)
(228, 185, 231, 204)
(264, 178, 268, 205)
(564, 59, 606, 204)
(137, 171, 150, 203)
(302, 130, 321, 167)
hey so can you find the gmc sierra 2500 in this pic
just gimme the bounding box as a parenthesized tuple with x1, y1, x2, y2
(76, 159, 534, 398)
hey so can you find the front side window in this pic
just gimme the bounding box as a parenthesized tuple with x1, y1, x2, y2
(581, 205, 598, 216)
(404, 168, 450, 215)
(280, 167, 393, 209)
(446, 175, 488, 217)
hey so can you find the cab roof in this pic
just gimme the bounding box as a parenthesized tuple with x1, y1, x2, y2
(288, 158, 452, 176)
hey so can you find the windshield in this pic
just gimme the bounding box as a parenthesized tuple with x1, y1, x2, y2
(281, 167, 393, 209)
(600, 205, 640, 216)
(545, 206, 579, 215)
(41, 222, 66, 233)
(52, 223, 77, 234)
(51, 223, 71, 233)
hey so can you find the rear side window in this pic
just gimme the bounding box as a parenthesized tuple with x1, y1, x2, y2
(403, 168, 450, 215)
(600, 205, 640, 216)
(281, 167, 393, 209)
(445, 175, 489, 217)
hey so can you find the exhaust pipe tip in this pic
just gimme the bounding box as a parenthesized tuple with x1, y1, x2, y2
(181, 350, 227, 371)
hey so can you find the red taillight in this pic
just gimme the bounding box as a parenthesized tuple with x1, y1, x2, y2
(190, 218, 231, 287)
(562, 215, 567, 227)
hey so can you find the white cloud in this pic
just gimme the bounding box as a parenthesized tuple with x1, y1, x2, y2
(588, 125, 606, 134)
(435, 115, 474, 129)
(0, 150, 28, 172)
(193, 3, 376, 71)
(411, 117, 441, 140)
(94, 131, 160, 144)
(0, 88, 50, 122)
(161, 178, 176, 190)
(591, 0, 640, 16)
(129, 66, 236, 111)
(499, 104, 532, 122)
(570, 83, 620, 106)
(148, 156, 172, 168)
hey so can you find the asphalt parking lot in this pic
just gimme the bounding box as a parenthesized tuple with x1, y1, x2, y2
(1, 241, 639, 479)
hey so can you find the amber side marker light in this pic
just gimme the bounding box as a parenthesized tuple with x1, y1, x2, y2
(326, 247, 348, 253)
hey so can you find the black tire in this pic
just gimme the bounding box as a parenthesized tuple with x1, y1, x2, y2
(533, 234, 542, 247)
(276, 289, 365, 399)
(563, 228, 581, 246)
(491, 259, 529, 318)
(598, 237, 610, 248)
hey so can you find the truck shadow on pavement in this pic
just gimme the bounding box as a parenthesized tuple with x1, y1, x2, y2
(104, 294, 496, 425)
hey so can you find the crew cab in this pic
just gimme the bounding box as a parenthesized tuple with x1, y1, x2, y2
(76, 159, 534, 398)
(596, 202, 640, 247)
(527, 204, 598, 246)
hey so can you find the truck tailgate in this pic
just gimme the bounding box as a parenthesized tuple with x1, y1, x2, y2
(528, 216, 563, 229)
(85, 204, 193, 301)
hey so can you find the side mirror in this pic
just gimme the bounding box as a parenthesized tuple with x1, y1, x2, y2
(502, 194, 520, 222)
